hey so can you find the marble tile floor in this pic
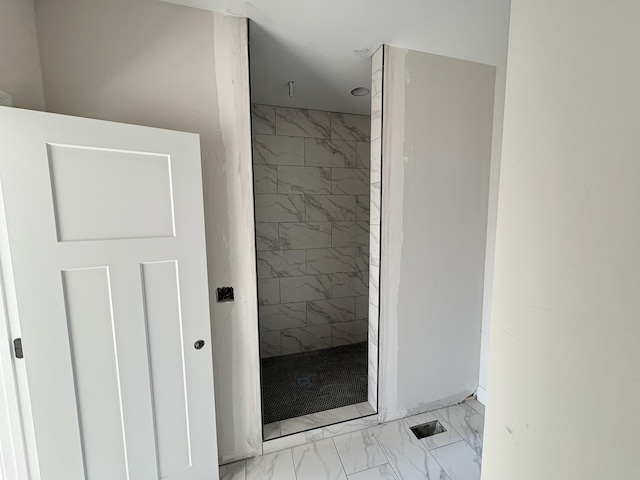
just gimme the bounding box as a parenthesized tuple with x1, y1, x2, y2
(221, 398, 485, 480)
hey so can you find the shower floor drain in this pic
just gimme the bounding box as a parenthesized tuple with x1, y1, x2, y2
(261, 342, 367, 423)
(297, 377, 310, 386)
(410, 420, 447, 439)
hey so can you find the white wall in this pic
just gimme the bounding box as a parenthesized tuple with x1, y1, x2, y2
(477, 63, 507, 404)
(0, 0, 45, 110)
(162, 0, 510, 116)
(378, 46, 495, 421)
(34, 0, 261, 464)
(482, 1, 640, 479)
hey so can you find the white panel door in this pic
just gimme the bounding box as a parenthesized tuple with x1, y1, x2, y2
(0, 107, 218, 480)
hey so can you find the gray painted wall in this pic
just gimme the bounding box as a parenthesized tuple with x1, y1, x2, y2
(378, 46, 495, 421)
(0, 0, 46, 110)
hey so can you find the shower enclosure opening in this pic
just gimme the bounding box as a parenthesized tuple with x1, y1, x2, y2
(250, 44, 384, 441)
(251, 100, 376, 439)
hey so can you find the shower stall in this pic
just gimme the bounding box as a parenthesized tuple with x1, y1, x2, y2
(251, 102, 377, 438)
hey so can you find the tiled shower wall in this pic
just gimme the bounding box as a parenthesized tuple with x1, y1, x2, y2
(251, 104, 371, 358)
(367, 47, 383, 409)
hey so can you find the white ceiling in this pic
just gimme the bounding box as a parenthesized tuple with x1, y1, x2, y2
(162, 0, 511, 114)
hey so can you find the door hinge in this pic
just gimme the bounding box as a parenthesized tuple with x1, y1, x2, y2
(13, 338, 23, 359)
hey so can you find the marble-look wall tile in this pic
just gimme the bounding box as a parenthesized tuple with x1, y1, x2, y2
(245, 450, 297, 480)
(355, 295, 369, 320)
(258, 278, 280, 306)
(306, 247, 355, 275)
(368, 337, 378, 385)
(369, 183, 381, 225)
(355, 195, 370, 223)
(252, 105, 373, 357)
(333, 168, 370, 195)
(254, 134, 304, 165)
(254, 165, 278, 194)
(333, 429, 387, 475)
(278, 166, 331, 194)
(368, 376, 378, 409)
(257, 250, 306, 278)
(305, 138, 357, 168)
(260, 330, 281, 358)
(370, 97, 382, 142)
(370, 138, 382, 183)
(255, 194, 305, 222)
(332, 222, 359, 248)
(252, 104, 276, 135)
(256, 222, 279, 251)
(371, 48, 383, 94)
(332, 272, 369, 298)
(369, 265, 380, 308)
(276, 107, 331, 139)
(331, 113, 371, 142)
(307, 297, 356, 325)
(291, 438, 347, 480)
(369, 226, 380, 267)
(368, 308, 379, 346)
(356, 142, 371, 170)
(280, 274, 331, 303)
(355, 246, 369, 273)
(306, 195, 356, 222)
(372, 420, 447, 480)
(356, 223, 370, 246)
(282, 325, 331, 355)
(259, 302, 307, 331)
(332, 320, 368, 346)
(279, 222, 332, 249)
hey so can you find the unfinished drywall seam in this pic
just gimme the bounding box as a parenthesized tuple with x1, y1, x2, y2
(378, 45, 406, 422)
(210, 15, 262, 463)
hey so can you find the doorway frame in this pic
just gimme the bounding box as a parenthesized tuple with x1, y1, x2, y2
(250, 46, 386, 443)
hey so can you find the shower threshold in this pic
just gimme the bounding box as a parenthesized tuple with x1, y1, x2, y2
(264, 401, 376, 440)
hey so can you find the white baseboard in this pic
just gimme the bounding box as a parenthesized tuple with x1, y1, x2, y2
(476, 387, 487, 405)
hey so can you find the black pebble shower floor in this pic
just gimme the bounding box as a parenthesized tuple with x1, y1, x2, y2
(261, 342, 368, 424)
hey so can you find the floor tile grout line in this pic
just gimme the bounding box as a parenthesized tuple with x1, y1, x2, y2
(331, 436, 349, 478)
(289, 447, 299, 480)
(368, 425, 403, 480)
(428, 442, 460, 480)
